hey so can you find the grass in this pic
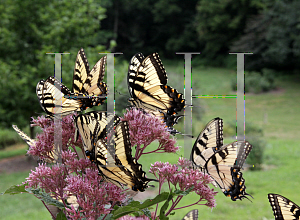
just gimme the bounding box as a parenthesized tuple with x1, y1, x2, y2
(137, 64, 300, 219)
(0, 172, 51, 219)
(1, 64, 300, 219)
(0, 143, 28, 160)
(0, 128, 23, 149)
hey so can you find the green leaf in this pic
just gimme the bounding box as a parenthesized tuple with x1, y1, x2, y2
(112, 206, 140, 219)
(138, 192, 170, 209)
(56, 210, 68, 220)
(142, 208, 152, 218)
(158, 187, 194, 219)
(173, 186, 194, 196)
(1, 184, 28, 195)
(26, 187, 66, 210)
(112, 192, 170, 219)
(159, 193, 173, 220)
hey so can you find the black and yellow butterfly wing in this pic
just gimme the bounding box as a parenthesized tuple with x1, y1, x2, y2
(268, 194, 300, 220)
(204, 141, 253, 201)
(12, 125, 36, 148)
(36, 76, 83, 117)
(73, 111, 114, 160)
(181, 209, 198, 220)
(127, 52, 185, 131)
(74, 111, 156, 191)
(94, 119, 156, 191)
(36, 48, 107, 117)
(12, 125, 58, 163)
(72, 48, 107, 108)
(190, 117, 223, 169)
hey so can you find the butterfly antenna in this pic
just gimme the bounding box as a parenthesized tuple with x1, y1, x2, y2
(243, 193, 253, 202)
(180, 133, 194, 138)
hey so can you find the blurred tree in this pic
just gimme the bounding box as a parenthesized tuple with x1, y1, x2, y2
(231, 0, 300, 73)
(0, 0, 107, 130)
(194, 0, 265, 66)
(101, 0, 200, 59)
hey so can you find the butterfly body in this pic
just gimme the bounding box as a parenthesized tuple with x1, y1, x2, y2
(36, 48, 107, 117)
(191, 118, 253, 201)
(74, 111, 156, 191)
(128, 52, 185, 133)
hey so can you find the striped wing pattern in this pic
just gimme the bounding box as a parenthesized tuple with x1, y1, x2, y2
(12, 125, 36, 148)
(205, 141, 253, 201)
(74, 111, 156, 191)
(95, 119, 156, 191)
(12, 125, 57, 163)
(72, 48, 107, 108)
(268, 194, 300, 220)
(36, 48, 107, 117)
(191, 117, 223, 169)
(182, 209, 199, 220)
(191, 118, 253, 201)
(127, 52, 185, 132)
(36, 76, 82, 117)
(73, 111, 114, 160)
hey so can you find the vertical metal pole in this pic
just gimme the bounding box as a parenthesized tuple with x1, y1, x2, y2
(176, 52, 200, 158)
(229, 52, 253, 165)
(46, 52, 70, 164)
(101, 52, 122, 166)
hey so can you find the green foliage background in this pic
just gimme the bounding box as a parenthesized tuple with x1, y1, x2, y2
(1, 1, 300, 218)
(1, 0, 300, 129)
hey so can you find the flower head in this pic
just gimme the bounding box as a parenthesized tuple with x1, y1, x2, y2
(122, 108, 179, 159)
(149, 158, 217, 209)
(65, 169, 126, 219)
(28, 114, 82, 162)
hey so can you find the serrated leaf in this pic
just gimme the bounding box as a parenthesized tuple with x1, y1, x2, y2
(1, 184, 28, 195)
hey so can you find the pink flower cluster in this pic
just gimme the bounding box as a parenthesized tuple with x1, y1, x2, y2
(29, 114, 83, 162)
(122, 108, 179, 159)
(24, 115, 126, 219)
(22, 110, 217, 219)
(24, 149, 125, 219)
(119, 158, 217, 219)
(149, 158, 217, 217)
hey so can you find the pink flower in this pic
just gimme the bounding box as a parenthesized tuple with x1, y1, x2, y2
(149, 158, 217, 217)
(25, 114, 127, 219)
(65, 169, 125, 219)
(23, 109, 214, 219)
(122, 108, 179, 159)
(28, 114, 83, 162)
(63, 150, 94, 174)
(24, 163, 68, 197)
